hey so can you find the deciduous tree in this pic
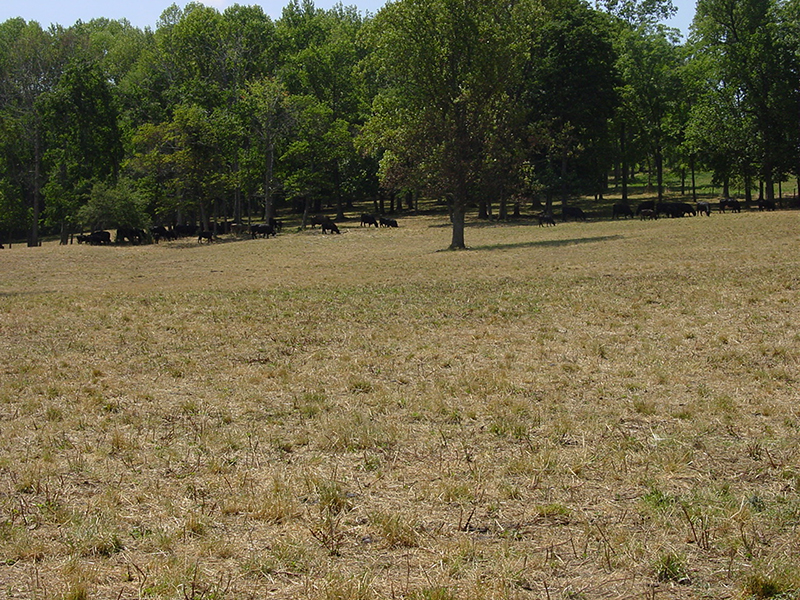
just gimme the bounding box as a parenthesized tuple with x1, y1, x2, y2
(364, 0, 534, 249)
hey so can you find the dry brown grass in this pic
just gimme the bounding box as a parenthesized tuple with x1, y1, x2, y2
(1, 208, 800, 599)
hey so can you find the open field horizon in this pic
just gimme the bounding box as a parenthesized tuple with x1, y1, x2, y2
(1, 209, 800, 599)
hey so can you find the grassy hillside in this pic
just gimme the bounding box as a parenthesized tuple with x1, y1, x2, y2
(1, 209, 799, 599)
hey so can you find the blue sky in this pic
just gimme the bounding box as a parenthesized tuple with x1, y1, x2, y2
(0, 0, 696, 35)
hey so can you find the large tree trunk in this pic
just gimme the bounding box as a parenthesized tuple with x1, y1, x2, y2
(28, 134, 41, 247)
(449, 107, 471, 250)
(478, 198, 489, 220)
(334, 163, 345, 221)
(745, 173, 753, 203)
(450, 202, 466, 250)
(655, 145, 663, 202)
(59, 220, 69, 245)
(263, 142, 274, 220)
(300, 196, 311, 229)
(620, 121, 628, 204)
(764, 162, 775, 202)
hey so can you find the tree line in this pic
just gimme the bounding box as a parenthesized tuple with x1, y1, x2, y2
(1, 0, 798, 249)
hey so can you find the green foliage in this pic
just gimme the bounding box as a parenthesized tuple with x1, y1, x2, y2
(78, 178, 150, 230)
(42, 58, 123, 235)
(614, 23, 685, 200)
(521, 0, 620, 201)
(691, 0, 799, 198)
(126, 103, 225, 223)
(364, 0, 537, 247)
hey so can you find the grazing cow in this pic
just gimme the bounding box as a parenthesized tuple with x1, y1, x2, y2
(310, 215, 331, 228)
(562, 206, 586, 222)
(612, 203, 633, 219)
(250, 223, 276, 238)
(758, 199, 776, 211)
(656, 202, 694, 218)
(655, 202, 675, 218)
(379, 217, 399, 228)
(719, 198, 741, 213)
(198, 231, 214, 243)
(117, 227, 145, 244)
(639, 209, 656, 220)
(696, 201, 711, 216)
(537, 212, 556, 226)
(88, 230, 111, 245)
(151, 225, 166, 242)
(268, 217, 283, 233)
(321, 221, 340, 234)
(636, 201, 655, 216)
(360, 213, 379, 227)
(151, 225, 177, 242)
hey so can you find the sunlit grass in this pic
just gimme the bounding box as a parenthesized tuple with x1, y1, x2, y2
(1, 207, 799, 598)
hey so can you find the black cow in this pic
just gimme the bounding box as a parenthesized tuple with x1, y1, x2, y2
(639, 209, 657, 220)
(612, 203, 633, 219)
(268, 217, 283, 233)
(117, 227, 145, 244)
(537, 212, 556, 226)
(151, 225, 177, 242)
(321, 221, 340, 234)
(758, 199, 776, 211)
(198, 231, 214, 243)
(562, 206, 586, 222)
(361, 213, 379, 227)
(719, 198, 741, 213)
(696, 201, 711, 216)
(379, 217, 399, 228)
(87, 230, 111, 245)
(656, 202, 694, 218)
(310, 215, 331, 228)
(250, 223, 276, 238)
(636, 201, 655, 216)
(655, 202, 675, 218)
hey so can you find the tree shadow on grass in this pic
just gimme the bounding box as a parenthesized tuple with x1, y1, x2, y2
(467, 235, 624, 252)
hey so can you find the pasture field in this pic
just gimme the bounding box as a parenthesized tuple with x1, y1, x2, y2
(1, 207, 800, 600)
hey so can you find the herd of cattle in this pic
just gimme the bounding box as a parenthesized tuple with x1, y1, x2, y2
(67, 197, 785, 246)
(73, 213, 402, 245)
(537, 197, 781, 226)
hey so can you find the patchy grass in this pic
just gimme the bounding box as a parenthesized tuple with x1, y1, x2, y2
(1, 208, 800, 598)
